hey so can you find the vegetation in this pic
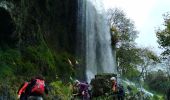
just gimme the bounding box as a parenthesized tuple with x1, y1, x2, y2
(152, 12, 170, 96)
(145, 70, 170, 94)
(107, 8, 159, 81)
(0, 0, 169, 99)
(0, 0, 78, 99)
(156, 12, 170, 77)
(49, 80, 72, 100)
(107, 8, 165, 99)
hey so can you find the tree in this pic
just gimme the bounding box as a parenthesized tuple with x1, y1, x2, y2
(107, 8, 159, 80)
(107, 8, 138, 48)
(156, 12, 170, 78)
(156, 13, 170, 55)
(137, 48, 159, 80)
(116, 44, 142, 79)
(107, 8, 140, 79)
(145, 70, 170, 94)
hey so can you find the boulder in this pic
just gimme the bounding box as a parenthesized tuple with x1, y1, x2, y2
(90, 73, 116, 97)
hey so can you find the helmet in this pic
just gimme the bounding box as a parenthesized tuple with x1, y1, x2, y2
(110, 77, 116, 81)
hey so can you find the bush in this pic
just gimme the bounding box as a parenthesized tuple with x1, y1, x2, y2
(145, 71, 170, 94)
(49, 81, 72, 100)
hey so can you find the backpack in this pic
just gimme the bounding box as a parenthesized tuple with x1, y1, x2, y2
(31, 79, 45, 95)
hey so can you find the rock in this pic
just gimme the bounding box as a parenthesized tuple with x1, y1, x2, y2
(90, 73, 116, 97)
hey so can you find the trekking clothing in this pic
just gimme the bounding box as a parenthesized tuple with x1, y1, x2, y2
(73, 81, 90, 100)
(31, 79, 45, 95)
(117, 84, 125, 100)
(17, 82, 29, 100)
(78, 82, 90, 99)
(25, 78, 48, 100)
(111, 79, 121, 100)
(26, 79, 48, 96)
(111, 81, 117, 93)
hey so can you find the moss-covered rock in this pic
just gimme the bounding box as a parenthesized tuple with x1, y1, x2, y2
(90, 73, 117, 97)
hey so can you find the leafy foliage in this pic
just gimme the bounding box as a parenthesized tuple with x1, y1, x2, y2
(107, 8, 138, 47)
(145, 70, 170, 94)
(137, 48, 159, 79)
(0, 49, 19, 79)
(116, 44, 142, 79)
(107, 8, 159, 81)
(107, 8, 141, 79)
(156, 13, 170, 51)
(49, 80, 72, 100)
(54, 52, 75, 82)
(156, 12, 170, 80)
(156, 13, 170, 64)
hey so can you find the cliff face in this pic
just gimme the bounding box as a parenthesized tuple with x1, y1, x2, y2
(0, 1, 79, 98)
(7, 0, 78, 53)
(0, 7, 16, 47)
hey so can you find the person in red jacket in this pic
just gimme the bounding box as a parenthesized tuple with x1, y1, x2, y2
(25, 75, 49, 100)
(17, 75, 48, 100)
(110, 77, 117, 92)
(110, 77, 118, 99)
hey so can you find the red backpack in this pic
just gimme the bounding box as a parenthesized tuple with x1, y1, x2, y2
(31, 79, 45, 95)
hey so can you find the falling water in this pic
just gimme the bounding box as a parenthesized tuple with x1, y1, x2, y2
(77, 0, 117, 82)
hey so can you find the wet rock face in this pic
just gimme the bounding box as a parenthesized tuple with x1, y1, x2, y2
(90, 74, 116, 97)
(0, 7, 16, 47)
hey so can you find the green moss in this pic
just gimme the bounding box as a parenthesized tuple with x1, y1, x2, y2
(54, 52, 75, 81)
(152, 95, 164, 100)
(0, 49, 19, 79)
(49, 80, 72, 100)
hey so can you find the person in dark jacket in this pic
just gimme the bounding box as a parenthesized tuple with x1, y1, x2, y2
(117, 84, 125, 100)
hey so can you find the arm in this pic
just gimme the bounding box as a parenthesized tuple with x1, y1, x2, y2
(17, 83, 25, 95)
(18, 82, 29, 95)
(17, 82, 29, 99)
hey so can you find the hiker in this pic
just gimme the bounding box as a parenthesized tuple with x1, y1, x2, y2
(110, 77, 118, 100)
(72, 80, 90, 100)
(27, 75, 49, 100)
(18, 75, 49, 100)
(17, 81, 29, 100)
(72, 80, 79, 98)
(117, 84, 125, 100)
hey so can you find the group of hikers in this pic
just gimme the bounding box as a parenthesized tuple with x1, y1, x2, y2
(71, 76, 125, 100)
(17, 75, 124, 100)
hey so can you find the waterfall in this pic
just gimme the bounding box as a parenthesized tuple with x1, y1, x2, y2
(77, 0, 117, 82)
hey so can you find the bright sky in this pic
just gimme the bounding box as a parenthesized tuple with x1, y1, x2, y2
(102, 0, 170, 54)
